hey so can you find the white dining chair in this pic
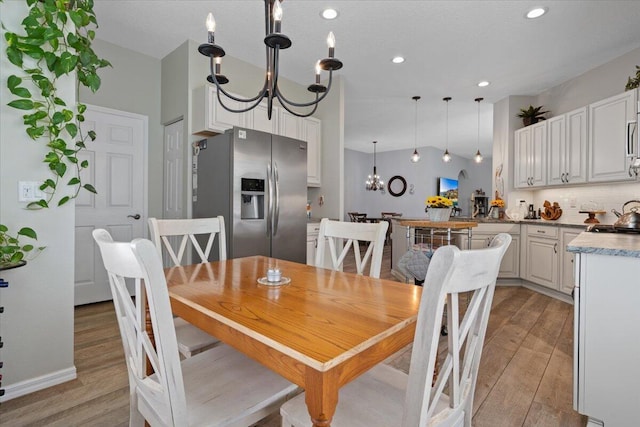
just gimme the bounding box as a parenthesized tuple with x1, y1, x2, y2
(92, 229, 298, 427)
(281, 233, 512, 427)
(315, 217, 388, 278)
(148, 217, 227, 358)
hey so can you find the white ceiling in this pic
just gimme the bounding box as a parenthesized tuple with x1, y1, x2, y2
(92, 1, 640, 159)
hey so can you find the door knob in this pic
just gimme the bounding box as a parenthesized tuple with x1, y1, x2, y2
(127, 214, 141, 220)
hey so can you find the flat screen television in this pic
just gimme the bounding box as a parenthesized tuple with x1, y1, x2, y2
(437, 177, 458, 206)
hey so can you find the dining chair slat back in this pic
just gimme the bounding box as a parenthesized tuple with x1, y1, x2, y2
(148, 216, 227, 267)
(315, 218, 388, 278)
(281, 233, 512, 427)
(92, 230, 298, 427)
(148, 217, 226, 358)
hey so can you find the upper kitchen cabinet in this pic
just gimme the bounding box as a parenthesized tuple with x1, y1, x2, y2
(192, 85, 247, 135)
(303, 117, 322, 187)
(514, 121, 547, 188)
(547, 107, 588, 186)
(246, 100, 279, 135)
(588, 90, 637, 182)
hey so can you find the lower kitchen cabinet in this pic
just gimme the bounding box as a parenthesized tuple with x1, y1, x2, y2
(560, 228, 581, 294)
(521, 224, 581, 295)
(306, 223, 321, 266)
(458, 223, 520, 279)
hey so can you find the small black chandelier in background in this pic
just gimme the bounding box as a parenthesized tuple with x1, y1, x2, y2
(198, 0, 343, 120)
(365, 141, 384, 191)
(474, 97, 484, 163)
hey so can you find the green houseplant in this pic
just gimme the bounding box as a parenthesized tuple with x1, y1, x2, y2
(625, 65, 640, 91)
(517, 105, 549, 126)
(4, 0, 110, 209)
(0, 224, 43, 269)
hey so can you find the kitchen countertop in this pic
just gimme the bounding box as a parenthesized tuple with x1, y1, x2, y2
(567, 232, 640, 258)
(392, 216, 589, 230)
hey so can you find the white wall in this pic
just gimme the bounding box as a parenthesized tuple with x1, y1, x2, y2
(0, 2, 76, 400)
(344, 147, 492, 219)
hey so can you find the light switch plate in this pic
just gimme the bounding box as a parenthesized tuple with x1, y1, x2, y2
(18, 181, 44, 202)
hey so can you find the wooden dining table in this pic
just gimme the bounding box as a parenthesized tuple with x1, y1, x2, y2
(166, 255, 421, 427)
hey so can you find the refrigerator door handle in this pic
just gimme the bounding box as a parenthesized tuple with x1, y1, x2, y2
(266, 163, 273, 237)
(273, 161, 280, 236)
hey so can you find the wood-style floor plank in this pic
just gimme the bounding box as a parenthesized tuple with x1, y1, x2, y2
(0, 244, 586, 426)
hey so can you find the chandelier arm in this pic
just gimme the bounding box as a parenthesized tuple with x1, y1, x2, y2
(215, 87, 265, 113)
(276, 71, 334, 108)
(277, 93, 320, 117)
(209, 57, 268, 103)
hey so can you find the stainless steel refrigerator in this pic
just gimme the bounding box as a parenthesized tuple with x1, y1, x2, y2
(193, 127, 307, 263)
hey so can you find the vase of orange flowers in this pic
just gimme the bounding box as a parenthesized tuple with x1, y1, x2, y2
(425, 196, 453, 221)
(489, 198, 505, 219)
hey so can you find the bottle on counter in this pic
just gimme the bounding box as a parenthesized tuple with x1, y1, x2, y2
(306, 201, 311, 219)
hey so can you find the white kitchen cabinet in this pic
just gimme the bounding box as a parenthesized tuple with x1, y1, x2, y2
(279, 109, 301, 139)
(303, 117, 322, 187)
(559, 228, 580, 295)
(306, 223, 320, 266)
(574, 250, 640, 426)
(457, 223, 520, 278)
(547, 107, 588, 186)
(192, 85, 247, 135)
(514, 121, 547, 188)
(588, 89, 637, 182)
(523, 225, 559, 290)
(247, 100, 279, 134)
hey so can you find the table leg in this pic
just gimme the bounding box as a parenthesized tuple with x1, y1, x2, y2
(304, 369, 339, 427)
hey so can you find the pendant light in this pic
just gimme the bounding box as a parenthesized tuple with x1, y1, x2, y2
(410, 96, 421, 163)
(442, 97, 452, 163)
(365, 141, 384, 191)
(474, 97, 484, 163)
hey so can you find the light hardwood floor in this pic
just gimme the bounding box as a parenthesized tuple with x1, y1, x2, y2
(0, 245, 586, 426)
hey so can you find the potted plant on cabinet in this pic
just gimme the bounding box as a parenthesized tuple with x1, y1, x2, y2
(625, 65, 640, 91)
(517, 105, 549, 126)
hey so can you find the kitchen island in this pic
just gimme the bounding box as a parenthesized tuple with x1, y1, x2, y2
(567, 232, 640, 427)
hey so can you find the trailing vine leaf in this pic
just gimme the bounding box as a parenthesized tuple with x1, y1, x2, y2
(3, 0, 111, 210)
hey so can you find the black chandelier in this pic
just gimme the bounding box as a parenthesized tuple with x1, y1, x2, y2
(198, 0, 344, 120)
(365, 141, 384, 191)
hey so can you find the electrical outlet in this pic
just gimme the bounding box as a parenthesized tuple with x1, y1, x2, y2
(18, 181, 44, 202)
(570, 197, 577, 208)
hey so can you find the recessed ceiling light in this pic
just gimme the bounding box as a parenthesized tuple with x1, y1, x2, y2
(391, 56, 405, 64)
(321, 8, 338, 20)
(478, 81, 490, 87)
(526, 7, 547, 19)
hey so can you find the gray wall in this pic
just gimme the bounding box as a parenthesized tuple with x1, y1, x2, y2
(80, 39, 163, 219)
(345, 147, 492, 219)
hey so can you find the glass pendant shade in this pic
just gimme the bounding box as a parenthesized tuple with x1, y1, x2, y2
(443, 149, 452, 163)
(365, 141, 384, 191)
(411, 149, 420, 163)
(474, 149, 483, 163)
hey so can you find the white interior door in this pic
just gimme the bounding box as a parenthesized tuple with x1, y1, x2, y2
(75, 105, 147, 305)
(164, 119, 184, 220)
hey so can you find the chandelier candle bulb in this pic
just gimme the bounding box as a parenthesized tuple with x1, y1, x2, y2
(215, 57, 221, 75)
(206, 13, 215, 43)
(327, 31, 336, 57)
(315, 62, 321, 84)
(273, 0, 283, 33)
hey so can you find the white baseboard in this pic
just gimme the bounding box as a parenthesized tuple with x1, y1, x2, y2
(521, 281, 573, 304)
(0, 366, 77, 402)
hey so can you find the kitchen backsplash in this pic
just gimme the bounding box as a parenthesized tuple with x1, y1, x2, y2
(527, 182, 640, 225)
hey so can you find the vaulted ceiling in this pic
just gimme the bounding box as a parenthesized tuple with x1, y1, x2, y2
(93, 1, 640, 159)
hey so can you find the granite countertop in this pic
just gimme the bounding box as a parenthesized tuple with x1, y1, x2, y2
(567, 232, 640, 258)
(392, 217, 588, 230)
